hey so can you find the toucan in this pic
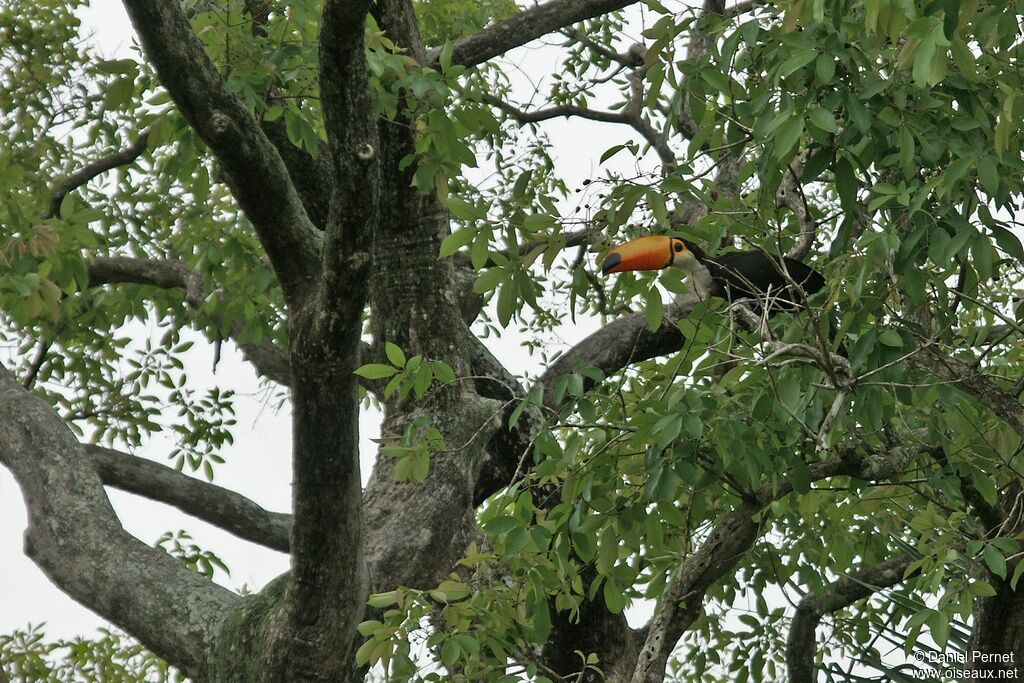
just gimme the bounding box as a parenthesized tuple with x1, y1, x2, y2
(601, 236, 825, 312)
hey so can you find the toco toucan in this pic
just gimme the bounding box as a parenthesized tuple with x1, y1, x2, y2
(601, 236, 825, 312)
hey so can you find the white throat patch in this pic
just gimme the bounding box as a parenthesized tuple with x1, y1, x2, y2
(677, 253, 714, 298)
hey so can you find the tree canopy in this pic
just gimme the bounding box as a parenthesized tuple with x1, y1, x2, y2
(1, 0, 1024, 681)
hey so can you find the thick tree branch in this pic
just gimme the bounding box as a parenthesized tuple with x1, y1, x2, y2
(437, 0, 641, 68)
(0, 366, 237, 677)
(87, 445, 290, 553)
(47, 129, 150, 219)
(122, 0, 321, 304)
(540, 294, 701, 403)
(88, 256, 204, 306)
(372, 0, 430, 64)
(317, 0, 379, 306)
(786, 556, 915, 683)
(259, 2, 379, 678)
(236, 337, 293, 386)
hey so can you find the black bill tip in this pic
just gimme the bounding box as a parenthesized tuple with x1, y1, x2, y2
(601, 252, 621, 275)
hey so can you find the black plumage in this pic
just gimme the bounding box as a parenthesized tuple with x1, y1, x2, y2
(684, 240, 825, 311)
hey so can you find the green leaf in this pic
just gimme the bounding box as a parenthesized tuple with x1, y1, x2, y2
(912, 30, 938, 88)
(645, 288, 664, 331)
(603, 578, 627, 614)
(807, 107, 837, 133)
(496, 278, 517, 327)
(984, 544, 1007, 578)
(367, 591, 399, 608)
(439, 227, 475, 257)
(815, 54, 836, 83)
(471, 231, 491, 269)
(928, 611, 950, 650)
(778, 48, 818, 79)
(600, 144, 627, 163)
(104, 77, 135, 109)
(878, 330, 903, 347)
(484, 515, 520, 535)
(432, 361, 456, 384)
(777, 373, 801, 410)
(357, 620, 384, 637)
(977, 157, 999, 195)
(472, 267, 504, 294)
(971, 469, 998, 506)
(774, 115, 805, 159)
(384, 342, 406, 368)
(973, 237, 995, 280)
(596, 525, 617, 574)
(446, 197, 487, 221)
(898, 126, 915, 178)
(835, 158, 857, 214)
(440, 40, 454, 71)
(530, 592, 552, 641)
(1012, 563, 1024, 591)
(354, 364, 399, 379)
(512, 171, 531, 200)
(440, 638, 459, 667)
(989, 224, 1024, 262)
(433, 579, 470, 603)
(355, 639, 378, 667)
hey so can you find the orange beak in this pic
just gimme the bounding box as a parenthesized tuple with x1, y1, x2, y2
(601, 236, 674, 274)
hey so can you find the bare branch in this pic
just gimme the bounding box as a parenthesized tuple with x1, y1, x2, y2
(47, 129, 150, 219)
(787, 556, 915, 683)
(485, 91, 674, 168)
(122, 0, 321, 304)
(437, 0, 642, 69)
(454, 225, 599, 271)
(22, 340, 51, 389)
(781, 156, 817, 260)
(488, 95, 636, 125)
(87, 445, 290, 552)
(0, 366, 237, 677)
(561, 27, 645, 67)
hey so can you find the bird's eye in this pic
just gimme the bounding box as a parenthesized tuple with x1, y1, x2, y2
(673, 241, 683, 253)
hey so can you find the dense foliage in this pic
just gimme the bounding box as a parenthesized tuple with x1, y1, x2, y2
(2, 0, 1023, 681)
